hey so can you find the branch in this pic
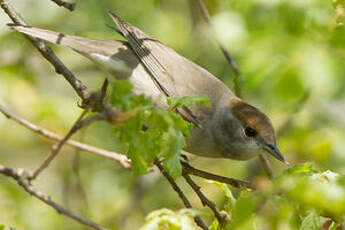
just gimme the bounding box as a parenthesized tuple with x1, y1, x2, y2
(0, 164, 107, 230)
(0, 0, 90, 101)
(194, 0, 242, 98)
(31, 109, 91, 180)
(0, 105, 131, 168)
(181, 161, 256, 189)
(49, 0, 76, 11)
(258, 155, 274, 179)
(182, 172, 229, 226)
(154, 160, 209, 230)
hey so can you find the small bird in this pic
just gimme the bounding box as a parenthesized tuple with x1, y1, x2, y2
(9, 11, 287, 164)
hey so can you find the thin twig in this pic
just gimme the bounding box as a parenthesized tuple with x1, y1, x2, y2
(0, 105, 131, 168)
(0, 0, 90, 101)
(277, 90, 310, 137)
(194, 0, 242, 97)
(154, 160, 209, 230)
(181, 161, 256, 189)
(258, 155, 274, 179)
(0, 164, 107, 230)
(31, 109, 90, 180)
(49, 0, 76, 11)
(182, 172, 229, 226)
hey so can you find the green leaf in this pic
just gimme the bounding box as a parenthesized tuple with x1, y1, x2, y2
(300, 210, 320, 230)
(231, 191, 257, 228)
(0, 225, 5, 230)
(280, 163, 318, 177)
(163, 151, 182, 179)
(110, 80, 134, 110)
(167, 95, 210, 110)
(209, 219, 219, 230)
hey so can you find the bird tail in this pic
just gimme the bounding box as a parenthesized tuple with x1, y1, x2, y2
(8, 24, 123, 56)
(8, 24, 136, 79)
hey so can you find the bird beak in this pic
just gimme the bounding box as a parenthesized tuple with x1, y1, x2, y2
(264, 144, 289, 165)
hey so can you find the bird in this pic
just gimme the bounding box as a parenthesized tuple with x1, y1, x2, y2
(8, 11, 287, 164)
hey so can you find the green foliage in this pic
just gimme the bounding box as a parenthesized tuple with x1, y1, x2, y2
(142, 164, 345, 230)
(110, 81, 209, 178)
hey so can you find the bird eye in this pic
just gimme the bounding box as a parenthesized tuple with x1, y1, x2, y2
(244, 127, 257, 137)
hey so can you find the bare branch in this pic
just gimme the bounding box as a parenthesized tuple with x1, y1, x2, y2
(258, 155, 274, 179)
(194, 0, 242, 97)
(0, 105, 131, 168)
(49, 0, 76, 11)
(181, 161, 256, 189)
(183, 172, 230, 226)
(31, 109, 90, 180)
(0, 164, 107, 230)
(154, 160, 209, 230)
(0, 0, 90, 101)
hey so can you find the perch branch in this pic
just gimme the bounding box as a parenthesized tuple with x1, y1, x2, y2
(0, 164, 107, 230)
(181, 161, 255, 189)
(0, 0, 90, 101)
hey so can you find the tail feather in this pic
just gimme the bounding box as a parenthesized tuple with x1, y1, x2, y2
(8, 24, 138, 79)
(8, 24, 122, 57)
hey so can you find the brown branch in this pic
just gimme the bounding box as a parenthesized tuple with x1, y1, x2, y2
(0, 164, 107, 230)
(0, 0, 90, 101)
(182, 172, 229, 226)
(154, 160, 209, 230)
(0, 105, 131, 168)
(258, 155, 274, 179)
(181, 161, 256, 190)
(49, 0, 76, 11)
(194, 0, 242, 98)
(31, 109, 91, 180)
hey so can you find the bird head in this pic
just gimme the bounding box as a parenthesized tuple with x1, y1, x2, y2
(228, 98, 287, 164)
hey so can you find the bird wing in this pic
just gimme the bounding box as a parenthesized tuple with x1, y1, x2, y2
(108, 11, 204, 126)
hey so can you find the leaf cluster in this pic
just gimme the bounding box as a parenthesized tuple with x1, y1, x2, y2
(110, 80, 209, 178)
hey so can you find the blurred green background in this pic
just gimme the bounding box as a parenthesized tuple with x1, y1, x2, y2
(0, 0, 344, 229)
